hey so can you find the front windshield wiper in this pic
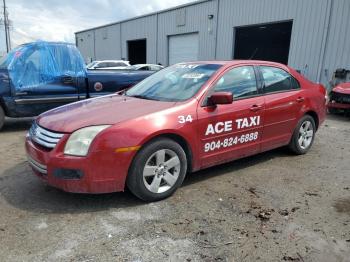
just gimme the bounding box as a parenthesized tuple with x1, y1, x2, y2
(128, 94, 160, 101)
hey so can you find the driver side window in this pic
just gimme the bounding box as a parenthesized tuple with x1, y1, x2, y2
(213, 66, 258, 99)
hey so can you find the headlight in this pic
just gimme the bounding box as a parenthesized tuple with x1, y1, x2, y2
(64, 125, 111, 156)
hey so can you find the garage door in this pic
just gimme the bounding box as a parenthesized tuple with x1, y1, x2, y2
(168, 33, 199, 65)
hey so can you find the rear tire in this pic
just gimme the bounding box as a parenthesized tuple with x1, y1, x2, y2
(0, 106, 4, 131)
(288, 115, 316, 155)
(127, 138, 187, 202)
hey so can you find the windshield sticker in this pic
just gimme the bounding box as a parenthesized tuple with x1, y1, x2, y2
(182, 73, 205, 79)
(175, 64, 200, 69)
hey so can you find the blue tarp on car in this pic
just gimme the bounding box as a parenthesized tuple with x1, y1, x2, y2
(0, 41, 86, 91)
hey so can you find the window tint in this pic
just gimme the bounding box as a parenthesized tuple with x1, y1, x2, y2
(213, 66, 258, 99)
(137, 66, 148, 70)
(290, 76, 300, 90)
(97, 62, 108, 68)
(108, 62, 126, 67)
(151, 65, 163, 71)
(260, 66, 298, 93)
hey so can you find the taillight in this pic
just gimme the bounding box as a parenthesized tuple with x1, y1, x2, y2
(318, 84, 328, 105)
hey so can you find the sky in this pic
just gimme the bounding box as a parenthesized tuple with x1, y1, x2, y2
(0, 0, 195, 52)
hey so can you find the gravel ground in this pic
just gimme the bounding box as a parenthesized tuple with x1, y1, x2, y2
(0, 115, 349, 262)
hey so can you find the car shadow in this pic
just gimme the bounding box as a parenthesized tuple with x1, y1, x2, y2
(0, 147, 291, 214)
(1, 118, 33, 133)
(0, 161, 143, 214)
(183, 147, 291, 187)
(326, 112, 350, 121)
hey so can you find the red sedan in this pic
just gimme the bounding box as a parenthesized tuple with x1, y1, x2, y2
(26, 61, 327, 201)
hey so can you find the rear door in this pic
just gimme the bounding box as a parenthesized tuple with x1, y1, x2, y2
(258, 65, 303, 151)
(197, 65, 265, 168)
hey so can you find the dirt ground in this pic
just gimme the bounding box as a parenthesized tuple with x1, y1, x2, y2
(0, 115, 349, 262)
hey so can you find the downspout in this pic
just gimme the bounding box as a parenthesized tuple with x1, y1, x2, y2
(120, 24, 122, 60)
(317, 0, 333, 84)
(214, 0, 220, 59)
(156, 13, 159, 64)
(93, 30, 96, 60)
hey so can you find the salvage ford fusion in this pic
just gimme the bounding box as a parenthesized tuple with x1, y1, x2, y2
(25, 61, 327, 201)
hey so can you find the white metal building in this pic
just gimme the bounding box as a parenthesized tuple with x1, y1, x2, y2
(75, 0, 350, 86)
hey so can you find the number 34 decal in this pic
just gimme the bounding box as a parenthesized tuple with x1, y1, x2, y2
(178, 115, 193, 124)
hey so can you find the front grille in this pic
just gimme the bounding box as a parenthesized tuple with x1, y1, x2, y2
(330, 91, 350, 104)
(27, 155, 47, 175)
(29, 122, 64, 149)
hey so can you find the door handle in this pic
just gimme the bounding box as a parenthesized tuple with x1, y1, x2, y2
(250, 104, 263, 112)
(296, 97, 305, 103)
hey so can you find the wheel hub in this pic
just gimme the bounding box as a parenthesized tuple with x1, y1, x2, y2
(156, 165, 166, 177)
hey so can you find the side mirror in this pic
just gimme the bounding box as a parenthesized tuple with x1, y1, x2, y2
(208, 92, 233, 106)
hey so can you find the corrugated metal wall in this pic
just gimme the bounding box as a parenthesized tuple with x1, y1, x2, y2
(94, 24, 121, 60)
(76, 31, 95, 63)
(157, 0, 218, 65)
(76, 0, 350, 85)
(120, 14, 158, 63)
(320, 0, 350, 86)
(216, 0, 330, 82)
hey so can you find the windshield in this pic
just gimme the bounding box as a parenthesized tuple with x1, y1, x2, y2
(0, 46, 23, 69)
(126, 63, 222, 102)
(0, 55, 8, 69)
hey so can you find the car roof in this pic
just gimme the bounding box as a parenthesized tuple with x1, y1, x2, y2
(95, 60, 129, 63)
(185, 60, 287, 67)
(180, 60, 292, 73)
(133, 64, 161, 67)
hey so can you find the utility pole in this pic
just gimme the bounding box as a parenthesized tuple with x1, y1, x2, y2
(2, 0, 10, 53)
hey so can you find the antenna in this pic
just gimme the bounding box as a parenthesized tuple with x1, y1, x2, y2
(2, 0, 10, 52)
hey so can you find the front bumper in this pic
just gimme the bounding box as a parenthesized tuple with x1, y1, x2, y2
(25, 135, 133, 194)
(328, 91, 350, 110)
(327, 102, 350, 110)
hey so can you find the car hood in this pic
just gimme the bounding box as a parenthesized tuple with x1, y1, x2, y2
(333, 82, 350, 95)
(37, 94, 176, 133)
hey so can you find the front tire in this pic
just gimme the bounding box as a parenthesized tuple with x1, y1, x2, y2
(288, 115, 316, 155)
(127, 138, 187, 202)
(0, 106, 4, 131)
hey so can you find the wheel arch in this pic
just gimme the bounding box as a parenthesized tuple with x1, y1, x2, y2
(304, 110, 319, 130)
(0, 98, 8, 116)
(139, 132, 194, 173)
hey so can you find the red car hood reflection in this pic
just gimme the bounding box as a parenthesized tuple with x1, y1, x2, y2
(332, 82, 350, 95)
(37, 94, 176, 133)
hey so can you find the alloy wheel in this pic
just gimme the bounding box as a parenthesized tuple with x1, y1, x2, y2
(143, 149, 181, 194)
(298, 120, 314, 150)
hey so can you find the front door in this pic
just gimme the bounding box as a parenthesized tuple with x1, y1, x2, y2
(197, 65, 265, 168)
(11, 44, 84, 117)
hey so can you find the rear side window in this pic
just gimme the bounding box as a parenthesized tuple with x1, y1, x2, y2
(213, 66, 258, 99)
(260, 66, 299, 93)
(108, 62, 126, 67)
